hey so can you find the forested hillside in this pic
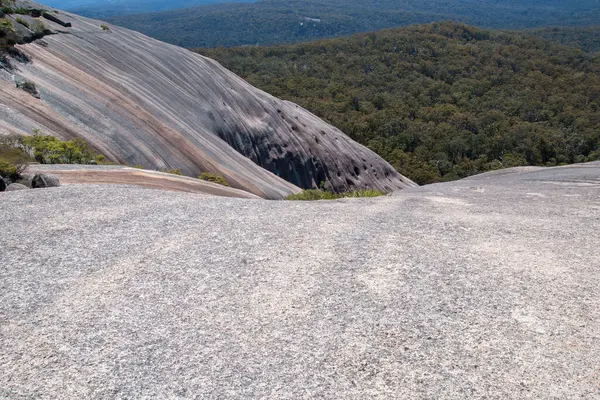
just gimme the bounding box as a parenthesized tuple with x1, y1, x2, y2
(107, 0, 600, 48)
(197, 23, 600, 184)
(44, 0, 255, 18)
(528, 26, 600, 53)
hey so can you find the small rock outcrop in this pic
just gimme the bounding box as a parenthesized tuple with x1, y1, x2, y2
(41, 12, 72, 28)
(16, 173, 33, 188)
(31, 173, 60, 188)
(5, 183, 29, 191)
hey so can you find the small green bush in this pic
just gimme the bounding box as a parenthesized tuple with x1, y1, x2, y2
(0, 18, 12, 30)
(198, 172, 229, 186)
(0, 135, 32, 180)
(0, 0, 14, 15)
(285, 188, 384, 201)
(20, 133, 97, 164)
(32, 21, 45, 36)
(164, 168, 182, 175)
(13, 7, 29, 15)
(16, 80, 37, 95)
(100, 24, 109, 31)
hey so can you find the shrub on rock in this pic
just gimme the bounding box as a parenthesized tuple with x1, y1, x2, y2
(198, 172, 229, 186)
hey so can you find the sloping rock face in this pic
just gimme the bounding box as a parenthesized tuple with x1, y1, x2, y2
(26, 164, 262, 198)
(1, 163, 599, 398)
(0, 1, 415, 198)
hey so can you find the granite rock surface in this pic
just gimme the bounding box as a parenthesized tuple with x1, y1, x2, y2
(1, 163, 599, 398)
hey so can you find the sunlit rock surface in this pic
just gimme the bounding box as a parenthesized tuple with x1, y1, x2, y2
(1, 163, 599, 398)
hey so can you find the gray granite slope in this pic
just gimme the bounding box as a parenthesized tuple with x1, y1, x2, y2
(1, 163, 599, 398)
(0, 1, 415, 198)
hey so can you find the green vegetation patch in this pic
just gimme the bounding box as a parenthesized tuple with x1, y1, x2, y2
(0, 135, 32, 180)
(0, 17, 12, 30)
(13, 7, 29, 15)
(14, 17, 28, 28)
(0, 132, 106, 180)
(285, 188, 384, 200)
(199, 22, 600, 185)
(528, 26, 600, 53)
(0, 0, 14, 14)
(33, 22, 45, 36)
(21, 132, 103, 165)
(198, 172, 229, 186)
(163, 168, 182, 175)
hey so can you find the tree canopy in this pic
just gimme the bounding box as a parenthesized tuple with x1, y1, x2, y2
(107, 0, 600, 48)
(197, 23, 600, 184)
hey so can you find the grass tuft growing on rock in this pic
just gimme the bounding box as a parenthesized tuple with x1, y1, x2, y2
(285, 188, 384, 201)
(198, 172, 229, 186)
(163, 168, 182, 175)
(14, 17, 28, 28)
(0, 18, 13, 30)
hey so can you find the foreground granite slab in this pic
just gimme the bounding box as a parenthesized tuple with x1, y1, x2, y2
(1, 163, 599, 398)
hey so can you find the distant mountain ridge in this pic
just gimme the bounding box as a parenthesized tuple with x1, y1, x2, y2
(104, 0, 600, 48)
(42, 0, 255, 18)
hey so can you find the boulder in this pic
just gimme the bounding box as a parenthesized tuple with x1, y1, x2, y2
(16, 173, 34, 188)
(31, 173, 60, 189)
(5, 183, 29, 191)
(0, 176, 6, 192)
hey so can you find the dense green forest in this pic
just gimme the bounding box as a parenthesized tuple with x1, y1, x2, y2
(528, 26, 600, 53)
(107, 0, 600, 48)
(197, 23, 600, 184)
(64, 0, 255, 19)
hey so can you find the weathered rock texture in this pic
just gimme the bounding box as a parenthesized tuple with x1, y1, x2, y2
(1, 162, 599, 398)
(0, 1, 415, 199)
(4, 182, 28, 190)
(26, 164, 261, 198)
(31, 172, 60, 188)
